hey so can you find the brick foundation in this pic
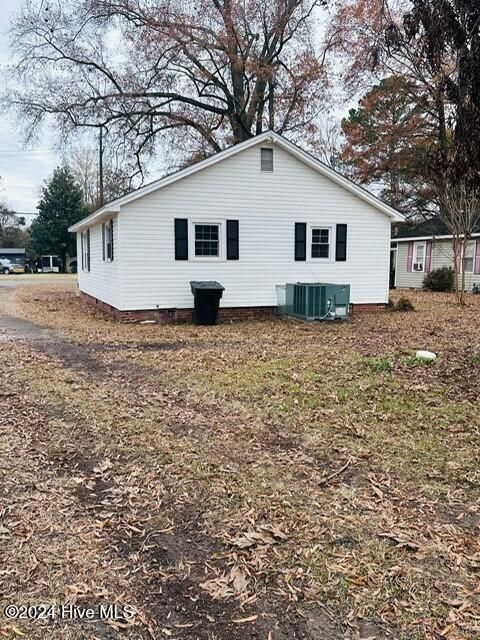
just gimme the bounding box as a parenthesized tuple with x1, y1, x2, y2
(217, 306, 275, 322)
(350, 303, 386, 314)
(80, 292, 275, 323)
(80, 292, 385, 323)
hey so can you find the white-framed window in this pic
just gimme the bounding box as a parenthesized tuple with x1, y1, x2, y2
(464, 241, 475, 273)
(413, 241, 425, 272)
(310, 226, 331, 260)
(189, 220, 224, 260)
(81, 230, 90, 272)
(102, 219, 114, 262)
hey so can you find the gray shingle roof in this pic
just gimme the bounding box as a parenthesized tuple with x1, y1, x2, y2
(392, 218, 480, 239)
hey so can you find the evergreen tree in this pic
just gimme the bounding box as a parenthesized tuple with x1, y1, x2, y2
(30, 167, 86, 272)
(340, 76, 435, 216)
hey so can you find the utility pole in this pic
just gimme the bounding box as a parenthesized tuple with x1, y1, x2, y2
(99, 125, 104, 207)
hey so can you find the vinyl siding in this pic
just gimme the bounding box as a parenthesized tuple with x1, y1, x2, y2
(395, 238, 480, 290)
(111, 144, 391, 311)
(395, 242, 425, 288)
(76, 216, 120, 307)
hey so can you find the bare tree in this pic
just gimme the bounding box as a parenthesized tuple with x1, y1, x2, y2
(69, 139, 134, 211)
(6, 0, 331, 177)
(312, 120, 343, 169)
(69, 146, 100, 211)
(0, 203, 27, 248)
(438, 182, 480, 305)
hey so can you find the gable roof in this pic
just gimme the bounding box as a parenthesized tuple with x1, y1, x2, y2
(393, 217, 480, 241)
(69, 131, 404, 232)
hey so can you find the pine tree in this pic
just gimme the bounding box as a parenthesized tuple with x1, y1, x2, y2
(340, 76, 435, 216)
(30, 167, 86, 272)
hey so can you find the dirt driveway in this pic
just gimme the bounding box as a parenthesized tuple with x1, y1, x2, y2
(0, 281, 479, 640)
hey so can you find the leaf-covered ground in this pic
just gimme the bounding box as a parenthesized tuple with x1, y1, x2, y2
(0, 279, 479, 640)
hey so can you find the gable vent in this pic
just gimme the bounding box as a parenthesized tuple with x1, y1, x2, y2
(260, 147, 273, 172)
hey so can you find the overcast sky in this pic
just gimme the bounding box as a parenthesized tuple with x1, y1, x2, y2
(0, 0, 58, 214)
(0, 1, 341, 216)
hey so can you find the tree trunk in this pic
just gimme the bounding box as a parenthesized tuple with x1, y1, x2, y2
(255, 94, 265, 135)
(231, 118, 251, 143)
(268, 79, 275, 130)
(436, 89, 449, 179)
(460, 237, 467, 305)
(453, 238, 460, 304)
(99, 125, 104, 207)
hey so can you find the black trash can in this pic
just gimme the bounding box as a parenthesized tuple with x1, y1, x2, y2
(190, 281, 225, 325)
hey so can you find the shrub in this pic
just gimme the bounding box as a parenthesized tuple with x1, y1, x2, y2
(395, 297, 415, 312)
(423, 267, 454, 292)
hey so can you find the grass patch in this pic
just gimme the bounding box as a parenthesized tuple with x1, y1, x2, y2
(361, 355, 392, 373)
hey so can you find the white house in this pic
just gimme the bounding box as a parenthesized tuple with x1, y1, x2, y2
(69, 131, 404, 322)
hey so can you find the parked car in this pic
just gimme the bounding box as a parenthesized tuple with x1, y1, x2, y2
(0, 259, 25, 274)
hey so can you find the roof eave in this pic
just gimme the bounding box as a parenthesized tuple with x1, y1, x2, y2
(394, 232, 480, 242)
(68, 206, 120, 233)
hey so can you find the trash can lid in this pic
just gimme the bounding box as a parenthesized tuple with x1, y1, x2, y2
(190, 280, 225, 292)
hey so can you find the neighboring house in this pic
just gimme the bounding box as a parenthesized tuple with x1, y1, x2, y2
(392, 218, 480, 290)
(0, 248, 26, 266)
(69, 131, 404, 322)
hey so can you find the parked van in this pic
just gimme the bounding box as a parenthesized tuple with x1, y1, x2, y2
(38, 255, 62, 273)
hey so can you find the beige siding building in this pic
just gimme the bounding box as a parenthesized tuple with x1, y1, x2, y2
(392, 219, 480, 290)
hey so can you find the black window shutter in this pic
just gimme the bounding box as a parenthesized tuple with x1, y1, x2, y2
(295, 223, 307, 261)
(81, 233, 84, 271)
(102, 224, 105, 261)
(110, 219, 114, 261)
(335, 224, 347, 262)
(226, 220, 239, 260)
(87, 229, 91, 272)
(174, 218, 188, 260)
